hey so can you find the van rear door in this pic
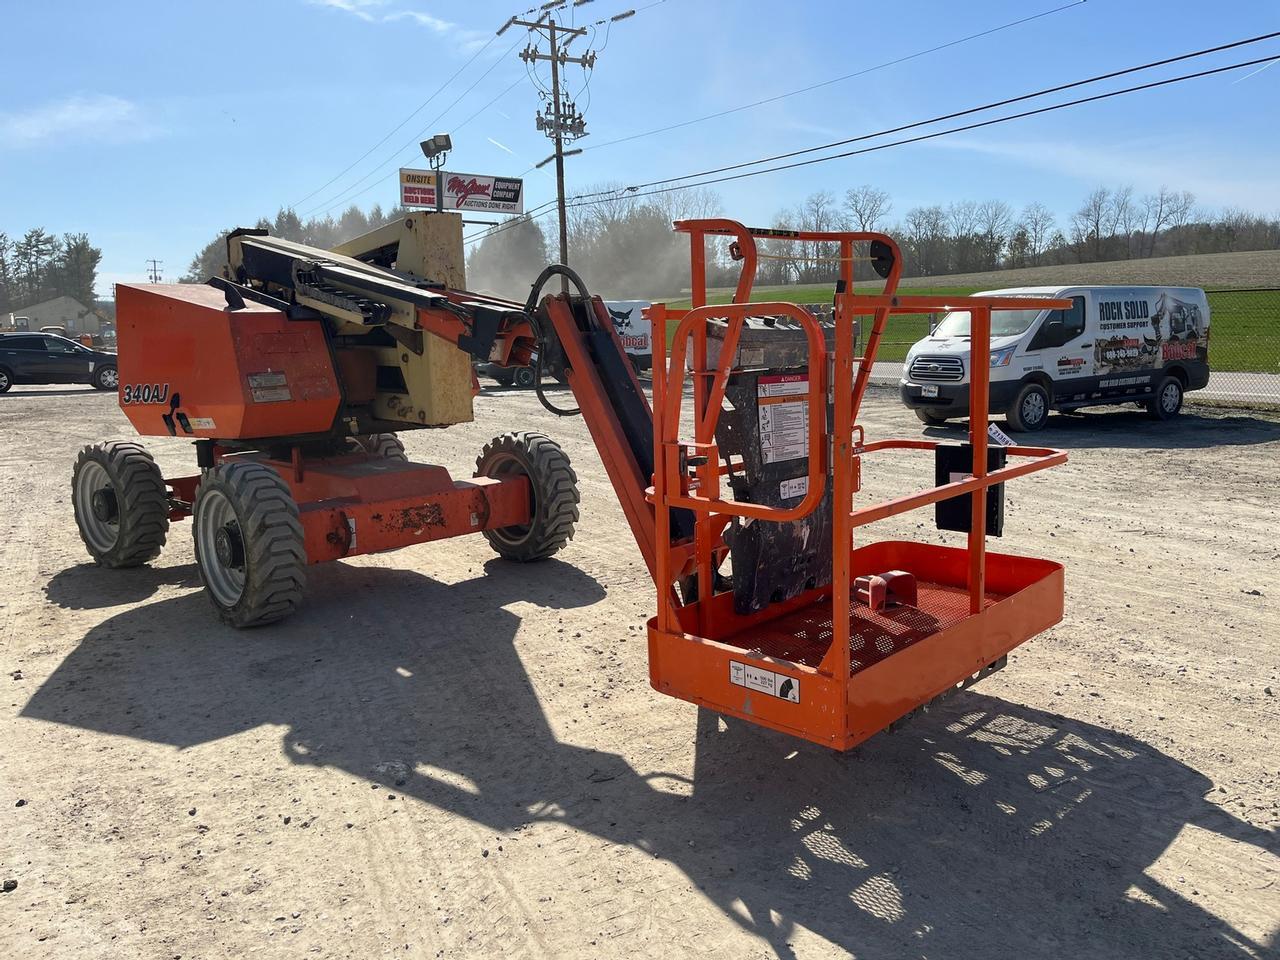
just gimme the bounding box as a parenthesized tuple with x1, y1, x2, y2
(1093, 289, 1165, 399)
(1024, 295, 1091, 401)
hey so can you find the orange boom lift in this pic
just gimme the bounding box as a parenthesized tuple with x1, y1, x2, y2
(72, 214, 1067, 750)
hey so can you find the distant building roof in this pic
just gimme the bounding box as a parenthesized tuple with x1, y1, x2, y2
(8, 295, 103, 322)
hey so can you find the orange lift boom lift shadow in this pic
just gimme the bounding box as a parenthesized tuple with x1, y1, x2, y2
(74, 216, 1068, 752)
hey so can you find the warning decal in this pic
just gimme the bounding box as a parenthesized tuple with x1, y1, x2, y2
(779, 476, 809, 499)
(757, 374, 809, 464)
(730, 660, 801, 703)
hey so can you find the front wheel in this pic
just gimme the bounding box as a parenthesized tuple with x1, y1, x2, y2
(1005, 382, 1050, 432)
(475, 432, 579, 562)
(92, 365, 119, 391)
(193, 462, 306, 627)
(0, 366, 12, 393)
(1146, 375, 1184, 421)
(513, 366, 536, 389)
(914, 409, 949, 426)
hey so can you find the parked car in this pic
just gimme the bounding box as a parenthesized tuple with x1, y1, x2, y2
(0, 332, 119, 393)
(900, 285, 1210, 430)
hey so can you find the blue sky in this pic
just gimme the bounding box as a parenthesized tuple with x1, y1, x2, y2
(2, 0, 1277, 297)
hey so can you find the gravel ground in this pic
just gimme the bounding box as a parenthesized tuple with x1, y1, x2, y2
(1, 381, 1276, 959)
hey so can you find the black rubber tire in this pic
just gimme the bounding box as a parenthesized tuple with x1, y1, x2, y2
(475, 432, 579, 562)
(513, 366, 536, 389)
(72, 441, 169, 567)
(92, 365, 119, 391)
(1005, 381, 1050, 432)
(914, 408, 949, 426)
(352, 433, 407, 461)
(0, 366, 12, 393)
(1145, 375, 1184, 421)
(193, 462, 306, 628)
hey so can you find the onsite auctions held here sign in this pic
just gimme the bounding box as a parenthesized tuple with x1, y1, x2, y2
(399, 168, 438, 208)
(399, 168, 524, 214)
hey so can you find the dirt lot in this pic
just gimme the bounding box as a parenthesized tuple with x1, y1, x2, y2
(2, 382, 1277, 959)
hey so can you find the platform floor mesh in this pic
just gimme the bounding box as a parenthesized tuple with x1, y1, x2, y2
(726, 582, 1005, 675)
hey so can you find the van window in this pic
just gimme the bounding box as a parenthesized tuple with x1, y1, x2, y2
(932, 307, 1043, 338)
(1028, 296, 1086, 350)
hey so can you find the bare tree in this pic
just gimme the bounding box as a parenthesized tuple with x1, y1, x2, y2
(1018, 202, 1055, 264)
(903, 205, 949, 276)
(1109, 186, 1137, 258)
(843, 184, 892, 232)
(1070, 187, 1112, 262)
(976, 200, 1013, 269)
(653, 186, 723, 225)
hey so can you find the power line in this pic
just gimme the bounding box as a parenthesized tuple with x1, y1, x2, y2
(298, 30, 532, 218)
(591, 29, 1280, 197)
(580, 0, 1088, 153)
(305, 74, 532, 217)
(464, 50, 1278, 246)
(587, 54, 1280, 200)
(289, 33, 500, 209)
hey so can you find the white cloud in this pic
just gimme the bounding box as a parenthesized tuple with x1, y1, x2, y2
(385, 9, 451, 32)
(935, 136, 1280, 210)
(306, 0, 386, 20)
(308, 0, 455, 32)
(0, 94, 156, 148)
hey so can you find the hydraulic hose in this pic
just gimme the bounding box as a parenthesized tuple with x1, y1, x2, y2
(523, 264, 600, 417)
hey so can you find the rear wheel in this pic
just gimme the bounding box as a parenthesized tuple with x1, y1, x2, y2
(193, 462, 306, 627)
(0, 366, 12, 393)
(1006, 381, 1050, 432)
(914, 409, 949, 426)
(513, 366, 536, 389)
(1145, 375, 1184, 421)
(92, 365, 118, 391)
(72, 441, 169, 567)
(475, 432, 579, 562)
(351, 433, 407, 461)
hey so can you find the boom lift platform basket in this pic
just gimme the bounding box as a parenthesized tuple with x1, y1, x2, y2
(644, 220, 1069, 750)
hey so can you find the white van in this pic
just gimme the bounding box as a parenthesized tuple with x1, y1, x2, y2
(899, 286, 1210, 431)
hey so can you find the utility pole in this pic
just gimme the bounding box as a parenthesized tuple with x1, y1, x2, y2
(145, 260, 163, 283)
(509, 14, 592, 291)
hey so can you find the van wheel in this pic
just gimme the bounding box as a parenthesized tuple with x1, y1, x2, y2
(915, 409, 950, 426)
(1006, 382, 1050, 432)
(514, 367, 536, 388)
(1146, 375, 1183, 421)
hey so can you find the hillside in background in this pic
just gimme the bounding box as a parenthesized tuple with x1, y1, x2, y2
(692, 248, 1280, 304)
(897, 247, 1280, 292)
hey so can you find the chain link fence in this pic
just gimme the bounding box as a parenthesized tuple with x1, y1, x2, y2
(1198, 289, 1280, 408)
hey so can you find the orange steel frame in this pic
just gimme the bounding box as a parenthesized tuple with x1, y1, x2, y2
(642, 219, 1072, 750)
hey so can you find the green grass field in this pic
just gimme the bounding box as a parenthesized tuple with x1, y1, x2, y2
(663, 285, 1279, 373)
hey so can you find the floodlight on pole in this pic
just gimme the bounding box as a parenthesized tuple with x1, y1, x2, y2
(419, 133, 452, 214)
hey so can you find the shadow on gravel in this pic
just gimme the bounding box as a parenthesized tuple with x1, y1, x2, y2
(44, 562, 200, 610)
(22, 557, 1276, 960)
(922, 408, 1280, 450)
